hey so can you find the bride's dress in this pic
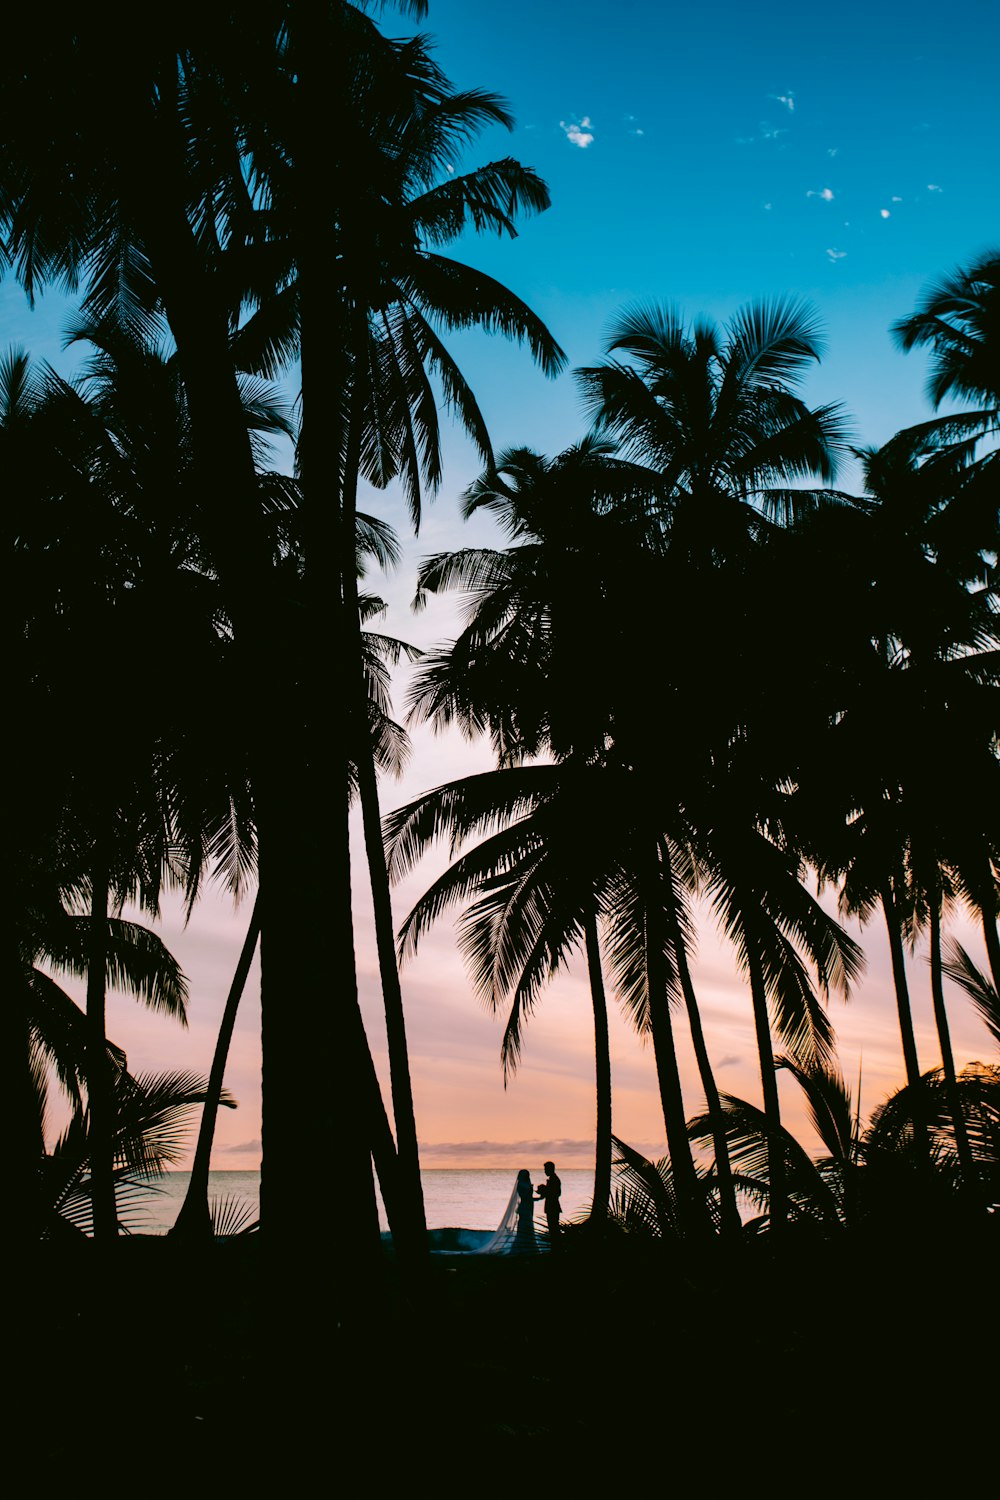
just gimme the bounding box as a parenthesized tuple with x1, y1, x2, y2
(481, 1176, 537, 1255)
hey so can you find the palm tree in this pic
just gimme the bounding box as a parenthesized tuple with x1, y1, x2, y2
(250, 13, 566, 1254)
(891, 250, 1000, 435)
(570, 300, 859, 1227)
(576, 298, 851, 563)
(796, 434, 998, 1174)
(385, 763, 620, 1228)
(684, 1052, 1000, 1231)
(8, 318, 292, 1238)
(4, 4, 565, 1258)
(405, 438, 735, 1231)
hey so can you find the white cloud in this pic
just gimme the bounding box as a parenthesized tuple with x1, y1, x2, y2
(445, 163, 454, 175)
(760, 122, 787, 141)
(771, 92, 795, 112)
(807, 187, 835, 201)
(927, 182, 943, 191)
(880, 208, 891, 218)
(763, 201, 773, 210)
(560, 117, 594, 148)
(891, 195, 903, 202)
(827, 147, 839, 157)
(826, 248, 847, 261)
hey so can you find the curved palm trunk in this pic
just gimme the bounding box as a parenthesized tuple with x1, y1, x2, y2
(660, 841, 740, 1237)
(743, 922, 786, 1232)
(583, 908, 612, 1226)
(645, 848, 706, 1238)
(86, 855, 116, 1241)
(928, 902, 978, 1194)
(340, 377, 427, 1260)
(170, 894, 262, 1241)
(355, 746, 428, 1255)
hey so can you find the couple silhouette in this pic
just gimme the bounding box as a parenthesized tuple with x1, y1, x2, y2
(507, 1160, 562, 1254)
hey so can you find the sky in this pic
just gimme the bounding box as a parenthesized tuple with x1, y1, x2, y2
(13, 0, 999, 1174)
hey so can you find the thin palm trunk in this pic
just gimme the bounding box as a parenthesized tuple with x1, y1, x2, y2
(979, 866, 1000, 997)
(879, 877, 930, 1161)
(645, 848, 705, 1237)
(928, 901, 978, 1192)
(660, 840, 740, 1236)
(170, 894, 262, 1240)
(743, 917, 786, 1231)
(87, 853, 116, 1240)
(340, 377, 427, 1259)
(583, 907, 612, 1226)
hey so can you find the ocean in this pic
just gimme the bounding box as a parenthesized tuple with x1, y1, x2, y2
(125, 1167, 597, 1237)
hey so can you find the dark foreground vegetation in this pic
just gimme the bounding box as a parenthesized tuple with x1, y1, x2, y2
(6, 3, 998, 1463)
(23, 1219, 998, 1484)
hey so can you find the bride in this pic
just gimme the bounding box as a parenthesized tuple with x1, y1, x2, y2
(483, 1169, 537, 1254)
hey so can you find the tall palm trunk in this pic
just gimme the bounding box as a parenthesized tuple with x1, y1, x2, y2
(645, 848, 705, 1237)
(170, 894, 262, 1241)
(880, 876, 930, 1159)
(928, 901, 978, 1192)
(341, 377, 427, 1260)
(583, 908, 612, 1226)
(743, 920, 786, 1231)
(354, 741, 428, 1255)
(87, 851, 116, 1240)
(293, 306, 383, 1254)
(126, 108, 362, 1245)
(660, 840, 740, 1236)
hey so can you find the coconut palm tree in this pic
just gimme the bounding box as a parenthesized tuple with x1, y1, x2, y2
(4, 4, 566, 1257)
(241, 13, 566, 1253)
(683, 1053, 1000, 1231)
(404, 438, 736, 1232)
(891, 250, 1000, 429)
(384, 765, 611, 1216)
(575, 298, 851, 564)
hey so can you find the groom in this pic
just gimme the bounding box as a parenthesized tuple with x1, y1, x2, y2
(536, 1160, 562, 1250)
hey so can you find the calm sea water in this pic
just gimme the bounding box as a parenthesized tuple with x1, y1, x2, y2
(126, 1168, 596, 1236)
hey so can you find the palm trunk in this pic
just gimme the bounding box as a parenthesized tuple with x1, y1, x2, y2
(743, 927, 786, 1231)
(880, 879, 922, 1088)
(880, 877, 930, 1160)
(928, 902, 978, 1193)
(645, 847, 705, 1237)
(660, 840, 740, 1237)
(354, 744, 428, 1256)
(583, 907, 612, 1226)
(342, 381, 427, 1260)
(294, 135, 424, 1257)
(980, 875, 1000, 999)
(170, 894, 262, 1241)
(87, 853, 116, 1240)
(127, 88, 371, 1252)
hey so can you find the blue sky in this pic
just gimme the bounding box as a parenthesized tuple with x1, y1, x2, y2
(386, 0, 998, 478)
(14, 0, 999, 1173)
